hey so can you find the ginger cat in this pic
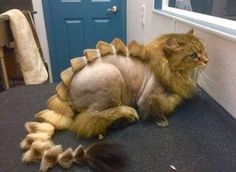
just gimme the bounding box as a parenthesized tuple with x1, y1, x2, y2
(68, 30, 208, 137)
(36, 30, 208, 138)
(22, 30, 208, 172)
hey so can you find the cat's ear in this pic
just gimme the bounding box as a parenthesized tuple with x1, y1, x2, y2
(165, 38, 179, 49)
(164, 38, 179, 56)
(187, 29, 194, 35)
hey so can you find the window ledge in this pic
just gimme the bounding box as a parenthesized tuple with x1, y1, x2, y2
(153, 9, 236, 43)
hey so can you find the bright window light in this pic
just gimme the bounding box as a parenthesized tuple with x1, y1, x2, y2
(153, 0, 236, 41)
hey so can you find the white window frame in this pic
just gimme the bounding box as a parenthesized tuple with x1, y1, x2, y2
(153, 0, 236, 42)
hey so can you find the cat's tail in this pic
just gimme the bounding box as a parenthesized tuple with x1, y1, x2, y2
(39, 141, 128, 172)
(21, 121, 128, 172)
(76, 142, 128, 172)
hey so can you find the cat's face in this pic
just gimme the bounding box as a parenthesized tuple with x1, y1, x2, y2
(164, 32, 208, 73)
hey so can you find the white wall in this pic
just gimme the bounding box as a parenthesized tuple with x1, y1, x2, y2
(127, 0, 175, 43)
(127, 0, 236, 119)
(31, 0, 52, 82)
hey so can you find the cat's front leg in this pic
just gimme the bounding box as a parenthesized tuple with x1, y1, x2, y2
(155, 115, 169, 127)
(153, 93, 182, 127)
(138, 93, 182, 127)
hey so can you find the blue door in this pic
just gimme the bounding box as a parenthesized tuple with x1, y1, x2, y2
(43, 0, 126, 82)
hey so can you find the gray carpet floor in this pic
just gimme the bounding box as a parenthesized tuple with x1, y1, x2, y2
(0, 84, 236, 172)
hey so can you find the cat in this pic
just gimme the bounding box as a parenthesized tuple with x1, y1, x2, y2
(67, 29, 208, 137)
(23, 29, 208, 172)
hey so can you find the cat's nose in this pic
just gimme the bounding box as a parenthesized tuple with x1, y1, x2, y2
(200, 55, 208, 64)
(198, 55, 208, 66)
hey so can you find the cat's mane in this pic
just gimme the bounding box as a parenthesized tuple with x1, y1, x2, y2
(146, 33, 203, 98)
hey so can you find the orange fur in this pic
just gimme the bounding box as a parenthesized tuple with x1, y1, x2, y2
(146, 31, 207, 98)
(84, 49, 100, 62)
(128, 40, 146, 60)
(111, 38, 128, 56)
(96, 41, 115, 57)
(70, 106, 138, 138)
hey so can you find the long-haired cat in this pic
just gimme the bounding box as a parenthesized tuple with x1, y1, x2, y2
(68, 29, 208, 137)
(23, 30, 208, 172)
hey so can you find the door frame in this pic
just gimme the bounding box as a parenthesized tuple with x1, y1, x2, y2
(42, 0, 127, 82)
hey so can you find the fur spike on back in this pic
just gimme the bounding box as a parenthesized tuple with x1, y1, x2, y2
(60, 67, 73, 86)
(84, 49, 100, 62)
(111, 38, 128, 56)
(70, 56, 87, 73)
(56, 82, 70, 101)
(47, 95, 74, 118)
(128, 40, 146, 60)
(96, 41, 115, 57)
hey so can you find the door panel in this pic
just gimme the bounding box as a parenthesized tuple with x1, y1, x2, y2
(90, 18, 111, 46)
(64, 19, 85, 57)
(43, 0, 126, 82)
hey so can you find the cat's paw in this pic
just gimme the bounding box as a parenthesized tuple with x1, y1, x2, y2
(155, 115, 169, 127)
(119, 106, 139, 122)
(98, 134, 104, 140)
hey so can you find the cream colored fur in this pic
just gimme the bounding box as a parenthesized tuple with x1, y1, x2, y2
(20, 132, 52, 150)
(35, 110, 73, 130)
(22, 141, 54, 162)
(25, 122, 54, 135)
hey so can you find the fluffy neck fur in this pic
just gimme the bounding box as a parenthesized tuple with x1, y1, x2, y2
(146, 37, 197, 99)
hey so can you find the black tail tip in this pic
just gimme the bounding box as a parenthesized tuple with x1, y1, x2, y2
(83, 141, 129, 172)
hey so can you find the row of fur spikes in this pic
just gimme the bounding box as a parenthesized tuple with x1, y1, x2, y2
(20, 38, 144, 171)
(20, 122, 127, 172)
(34, 38, 144, 131)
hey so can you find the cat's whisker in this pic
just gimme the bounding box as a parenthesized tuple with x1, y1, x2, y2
(192, 68, 204, 97)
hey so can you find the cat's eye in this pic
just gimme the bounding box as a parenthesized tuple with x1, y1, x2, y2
(190, 52, 198, 59)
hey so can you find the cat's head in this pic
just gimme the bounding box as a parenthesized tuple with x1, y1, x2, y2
(146, 30, 208, 98)
(162, 29, 208, 73)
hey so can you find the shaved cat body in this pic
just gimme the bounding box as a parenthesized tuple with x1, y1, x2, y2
(70, 55, 160, 120)
(69, 30, 208, 137)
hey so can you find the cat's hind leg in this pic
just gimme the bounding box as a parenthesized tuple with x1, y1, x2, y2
(70, 106, 139, 138)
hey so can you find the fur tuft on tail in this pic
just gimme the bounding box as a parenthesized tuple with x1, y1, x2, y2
(80, 142, 128, 172)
